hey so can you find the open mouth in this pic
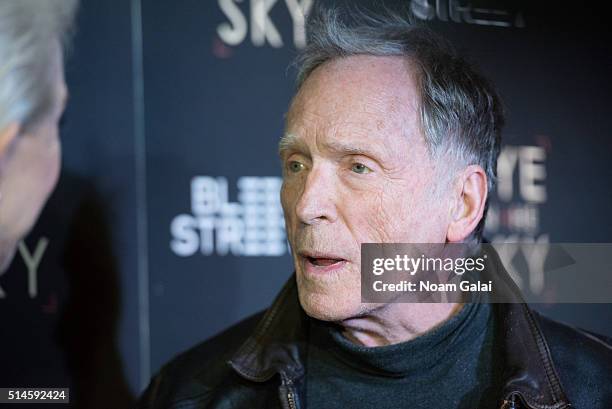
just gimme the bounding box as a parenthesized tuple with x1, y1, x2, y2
(300, 252, 348, 274)
(306, 256, 344, 266)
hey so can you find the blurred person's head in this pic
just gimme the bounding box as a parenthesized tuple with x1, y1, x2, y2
(279, 5, 503, 323)
(0, 0, 78, 272)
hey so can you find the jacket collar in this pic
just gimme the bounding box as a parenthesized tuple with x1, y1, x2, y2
(228, 276, 308, 383)
(483, 245, 571, 409)
(229, 246, 571, 408)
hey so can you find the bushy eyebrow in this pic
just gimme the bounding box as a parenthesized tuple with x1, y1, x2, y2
(322, 140, 383, 159)
(279, 132, 387, 163)
(279, 132, 307, 157)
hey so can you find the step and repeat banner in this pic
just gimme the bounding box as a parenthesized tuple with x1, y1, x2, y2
(1, 0, 610, 406)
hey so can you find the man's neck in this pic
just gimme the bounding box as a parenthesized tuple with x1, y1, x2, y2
(337, 302, 464, 347)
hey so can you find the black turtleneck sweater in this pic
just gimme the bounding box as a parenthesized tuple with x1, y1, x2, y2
(305, 301, 502, 409)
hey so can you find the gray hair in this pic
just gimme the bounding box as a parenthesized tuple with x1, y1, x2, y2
(294, 4, 504, 243)
(0, 0, 78, 133)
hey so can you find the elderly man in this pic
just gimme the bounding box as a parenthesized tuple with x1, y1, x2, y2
(140, 5, 611, 409)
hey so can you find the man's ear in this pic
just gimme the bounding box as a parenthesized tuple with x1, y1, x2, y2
(446, 165, 488, 242)
(0, 122, 20, 160)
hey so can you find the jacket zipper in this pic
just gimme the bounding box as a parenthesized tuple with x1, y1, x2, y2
(287, 387, 297, 409)
(501, 393, 520, 409)
(282, 376, 298, 409)
(501, 391, 573, 409)
(501, 392, 539, 409)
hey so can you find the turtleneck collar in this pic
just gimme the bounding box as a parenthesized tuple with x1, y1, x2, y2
(309, 300, 490, 378)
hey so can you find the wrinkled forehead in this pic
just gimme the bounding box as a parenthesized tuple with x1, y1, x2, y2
(283, 55, 422, 155)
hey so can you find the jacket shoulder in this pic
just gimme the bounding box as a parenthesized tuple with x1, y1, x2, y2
(535, 312, 612, 407)
(138, 310, 266, 409)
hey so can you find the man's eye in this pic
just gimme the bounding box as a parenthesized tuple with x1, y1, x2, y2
(351, 163, 372, 174)
(288, 161, 305, 173)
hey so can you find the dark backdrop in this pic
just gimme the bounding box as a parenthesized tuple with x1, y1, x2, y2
(0, 0, 610, 406)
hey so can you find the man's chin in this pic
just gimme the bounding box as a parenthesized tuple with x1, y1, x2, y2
(297, 289, 364, 322)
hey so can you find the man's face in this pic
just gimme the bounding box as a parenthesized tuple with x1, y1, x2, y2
(280, 55, 451, 322)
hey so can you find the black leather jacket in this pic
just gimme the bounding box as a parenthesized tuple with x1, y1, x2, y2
(139, 248, 612, 409)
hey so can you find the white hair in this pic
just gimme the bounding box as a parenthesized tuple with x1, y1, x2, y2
(0, 0, 78, 132)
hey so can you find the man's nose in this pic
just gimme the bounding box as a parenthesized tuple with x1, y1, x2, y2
(294, 165, 338, 225)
